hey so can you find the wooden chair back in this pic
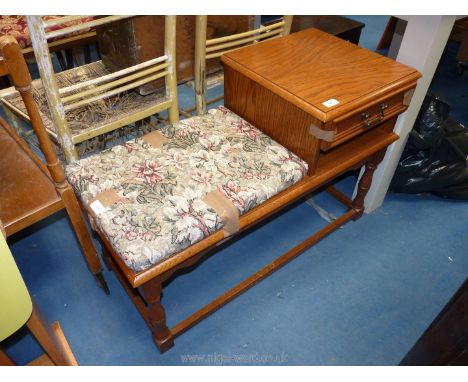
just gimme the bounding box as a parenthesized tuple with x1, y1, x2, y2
(194, 15, 293, 115)
(3, 15, 179, 163)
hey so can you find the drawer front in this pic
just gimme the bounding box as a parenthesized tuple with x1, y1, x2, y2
(321, 92, 407, 151)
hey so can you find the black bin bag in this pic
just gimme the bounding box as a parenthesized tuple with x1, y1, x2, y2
(391, 93, 468, 199)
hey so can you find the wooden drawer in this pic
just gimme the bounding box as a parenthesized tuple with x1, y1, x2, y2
(320, 91, 408, 151)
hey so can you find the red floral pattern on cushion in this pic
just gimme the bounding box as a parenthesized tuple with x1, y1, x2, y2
(0, 15, 94, 49)
(65, 106, 309, 272)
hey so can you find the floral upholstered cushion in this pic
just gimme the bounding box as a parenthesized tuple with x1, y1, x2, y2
(66, 106, 308, 272)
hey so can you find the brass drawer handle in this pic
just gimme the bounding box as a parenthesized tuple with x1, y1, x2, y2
(361, 103, 389, 127)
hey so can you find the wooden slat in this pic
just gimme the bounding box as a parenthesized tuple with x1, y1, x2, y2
(59, 56, 168, 95)
(325, 185, 354, 208)
(1, 98, 29, 121)
(45, 16, 133, 40)
(42, 15, 90, 28)
(206, 28, 283, 53)
(206, 20, 285, 46)
(207, 36, 282, 60)
(61, 63, 169, 104)
(171, 208, 357, 337)
(71, 99, 173, 143)
(1, 99, 59, 141)
(21, 31, 97, 55)
(63, 70, 169, 111)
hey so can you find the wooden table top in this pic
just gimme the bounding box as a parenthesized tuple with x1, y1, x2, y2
(222, 28, 421, 122)
(290, 15, 365, 36)
(0, 120, 63, 236)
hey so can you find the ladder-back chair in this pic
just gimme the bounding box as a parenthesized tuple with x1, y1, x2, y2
(190, 15, 293, 116)
(1, 15, 179, 163)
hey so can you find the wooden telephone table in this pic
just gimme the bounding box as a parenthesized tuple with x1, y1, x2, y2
(103, 28, 421, 353)
(135, 29, 420, 352)
(164, 28, 421, 349)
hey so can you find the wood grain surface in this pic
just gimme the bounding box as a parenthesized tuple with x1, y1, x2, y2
(222, 28, 421, 122)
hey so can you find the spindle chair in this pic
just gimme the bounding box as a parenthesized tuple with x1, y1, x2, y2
(1, 15, 178, 163)
(186, 15, 293, 116)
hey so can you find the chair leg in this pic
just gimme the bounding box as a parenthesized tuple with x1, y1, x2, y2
(194, 15, 207, 115)
(101, 244, 114, 272)
(352, 149, 386, 220)
(59, 185, 110, 294)
(139, 279, 174, 353)
(0, 346, 15, 366)
(26, 302, 67, 366)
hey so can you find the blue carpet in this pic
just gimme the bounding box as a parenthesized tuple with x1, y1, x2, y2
(2, 16, 468, 365)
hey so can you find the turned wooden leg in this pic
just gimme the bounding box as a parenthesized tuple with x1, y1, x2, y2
(352, 149, 386, 220)
(59, 185, 109, 294)
(100, 244, 114, 272)
(26, 302, 67, 366)
(139, 279, 174, 353)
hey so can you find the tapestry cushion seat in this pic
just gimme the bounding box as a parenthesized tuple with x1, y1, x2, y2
(66, 106, 308, 273)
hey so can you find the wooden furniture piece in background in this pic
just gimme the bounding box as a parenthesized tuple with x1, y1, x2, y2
(0, 226, 78, 366)
(0, 24, 420, 354)
(0, 36, 108, 292)
(377, 16, 398, 51)
(1, 15, 179, 162)
(192, 15, 293, 115)
(101, 28, 418, 353)
(223, 28, 420, 173)
(96, 15, 255, 94)
(450, 17, 468, 75)
(290, 15, 365, 45)
(400, 277, 468, 365)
